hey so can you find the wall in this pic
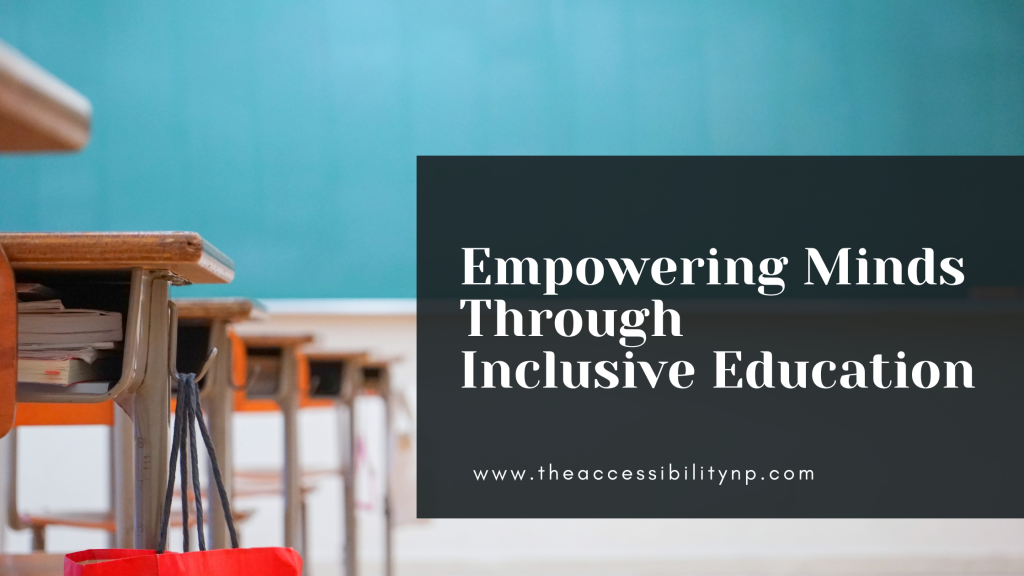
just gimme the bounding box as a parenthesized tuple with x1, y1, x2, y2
(2, 1, 1024, 298)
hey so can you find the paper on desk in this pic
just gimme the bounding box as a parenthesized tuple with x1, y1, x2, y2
(15, 283, 61, 300)
(17, 299, 65, 312)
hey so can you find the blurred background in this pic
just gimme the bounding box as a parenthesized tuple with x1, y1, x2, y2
(2, 1, 1024, 574)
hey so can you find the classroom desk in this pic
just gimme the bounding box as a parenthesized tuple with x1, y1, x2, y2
(355, 359, 394, 576)
(233, 333, 314, 554)
(298, 352, 398, 576)
(0, 232, 233, 551)
(0, 39, 91, 151)
(9, 296, 261, 551)
(170, 297, 266, 550)
(233, 350, 393, 576)
(300, 351, 367, 576)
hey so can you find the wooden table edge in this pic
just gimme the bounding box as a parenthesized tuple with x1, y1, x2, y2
(0, 232, 235, 284)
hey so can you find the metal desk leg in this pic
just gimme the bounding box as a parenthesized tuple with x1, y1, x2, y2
(279, 348, 302, 553)
(0, 430, 12, 552)
(113, 403, 134, 548)
(206, 321, 234, 550)
(383, 397, 393, 576)
(340, 402, 356, 576)
(301, 499, 309, 571)
(132, 274, 171, 550)
(108, 427, 116, 548)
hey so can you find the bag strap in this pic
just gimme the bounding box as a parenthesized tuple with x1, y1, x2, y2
(157, 372, 240, 553)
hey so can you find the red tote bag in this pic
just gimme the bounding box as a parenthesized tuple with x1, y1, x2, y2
(65, 548, 302, 576)
(66, 372, 301, 576)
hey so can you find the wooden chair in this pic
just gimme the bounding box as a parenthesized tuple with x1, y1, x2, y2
(5, 402, 115, 551)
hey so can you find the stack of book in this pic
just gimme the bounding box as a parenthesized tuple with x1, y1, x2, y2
(16, 285, 123, 385)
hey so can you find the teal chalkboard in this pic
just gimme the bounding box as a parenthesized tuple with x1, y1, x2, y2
(1, 1, 1022, 297)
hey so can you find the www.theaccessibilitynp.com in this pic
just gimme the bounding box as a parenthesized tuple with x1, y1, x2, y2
(473, 464, 814, 485)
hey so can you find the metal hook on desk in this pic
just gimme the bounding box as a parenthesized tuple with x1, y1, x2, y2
(194, 348, 218, 382)
(168, 301, 218, 382)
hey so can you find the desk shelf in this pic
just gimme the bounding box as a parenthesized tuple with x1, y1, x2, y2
(303, 350, 369, 405)
(170, 297, 264, 394)
(13, 269, 144, 404)
(235, 333, 314, 403)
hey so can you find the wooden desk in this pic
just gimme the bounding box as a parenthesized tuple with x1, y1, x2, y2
(0, 232, 234, 285)
(0, 39, 91, 152)
(355, 360, 394, 576)
(300, 351, 367, 576)
(167, 298, 265, 550)
(0, 232, 233, 552)
(8, 296, 261, 551)
(176, 298, 266, 323)
(302, 351, 367, 407)
(235, 334, 315, 351)
(235, 333, 314, 554)
(230, 346, 394, 576)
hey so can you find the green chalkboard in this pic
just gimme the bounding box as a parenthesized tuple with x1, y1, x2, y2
(1, 1, 1021, 297)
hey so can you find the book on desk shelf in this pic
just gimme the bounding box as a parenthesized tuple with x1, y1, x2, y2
(17, 355, 121, 386)
(18, 299, 122, 344)
(15, 291, 124, 385)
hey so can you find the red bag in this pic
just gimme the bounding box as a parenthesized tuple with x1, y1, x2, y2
(64, 548, 302, 576)
(65, 372, 301, 576)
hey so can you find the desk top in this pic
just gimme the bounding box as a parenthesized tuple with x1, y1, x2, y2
(239, 333, 315, 349)
(174, 297, 266, 322)
(0, 232, 234, 284)
(0, 39, 91, 152)
(303, 349, 369, 363)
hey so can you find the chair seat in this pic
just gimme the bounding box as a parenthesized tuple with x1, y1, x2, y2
(233, 468, 336, 498)
(19, 507, 254, 531)
(235, 468, 339, 480)
(167, 507, 254, 528)
(20, 511, 114, 532)
(0, 553, 64, 576)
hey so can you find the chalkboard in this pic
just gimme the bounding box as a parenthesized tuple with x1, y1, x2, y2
(0, 1, 1021, 298)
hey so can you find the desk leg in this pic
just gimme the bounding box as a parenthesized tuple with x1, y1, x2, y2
(133, 275, 170, 550)
(280, 349, 302, 554)
(206, 322, 234, 550)
(340, 402, 356, 576)
(113, 403, 134, 548)
(383, 397, 393, 576)
(0, 432, 10, 552)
